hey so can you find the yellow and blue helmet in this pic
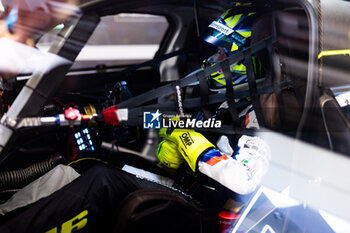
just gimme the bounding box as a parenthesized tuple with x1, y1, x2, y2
(203, 9, 256, 53)
(202, 10, 259, 90)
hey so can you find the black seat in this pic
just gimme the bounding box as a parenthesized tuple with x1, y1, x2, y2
(112, 189, 219, 233)
(250, 9, 310, 135)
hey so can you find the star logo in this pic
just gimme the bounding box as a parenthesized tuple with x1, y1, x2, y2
(143, 110, 162, 129)
(151, 109, 162, 122)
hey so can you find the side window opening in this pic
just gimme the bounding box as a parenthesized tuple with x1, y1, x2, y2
(37, 13, 168, 70)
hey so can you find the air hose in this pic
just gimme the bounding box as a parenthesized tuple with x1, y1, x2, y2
(0, 155, 64, 191)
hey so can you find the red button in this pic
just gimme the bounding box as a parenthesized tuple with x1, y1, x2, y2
(64, 108, 80, 120)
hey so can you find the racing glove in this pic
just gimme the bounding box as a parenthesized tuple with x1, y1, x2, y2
(159, 128, 215, 172)
(156, 140, 184, 169)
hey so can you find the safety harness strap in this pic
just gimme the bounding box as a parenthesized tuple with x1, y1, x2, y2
(197, 70, 211, 119)
(221, 59, 240, 127)
(172, 81, 185, 116)
(245, 54, 266, 127)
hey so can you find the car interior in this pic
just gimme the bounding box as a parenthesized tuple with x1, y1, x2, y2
(1, 0, 350, 231)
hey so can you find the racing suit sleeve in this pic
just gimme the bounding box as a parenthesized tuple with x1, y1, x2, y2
(197, 135, 270, 195)
(158, 128, 270, 195)
(198, 106, 270, 195)
(158, 107, 270, 195)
